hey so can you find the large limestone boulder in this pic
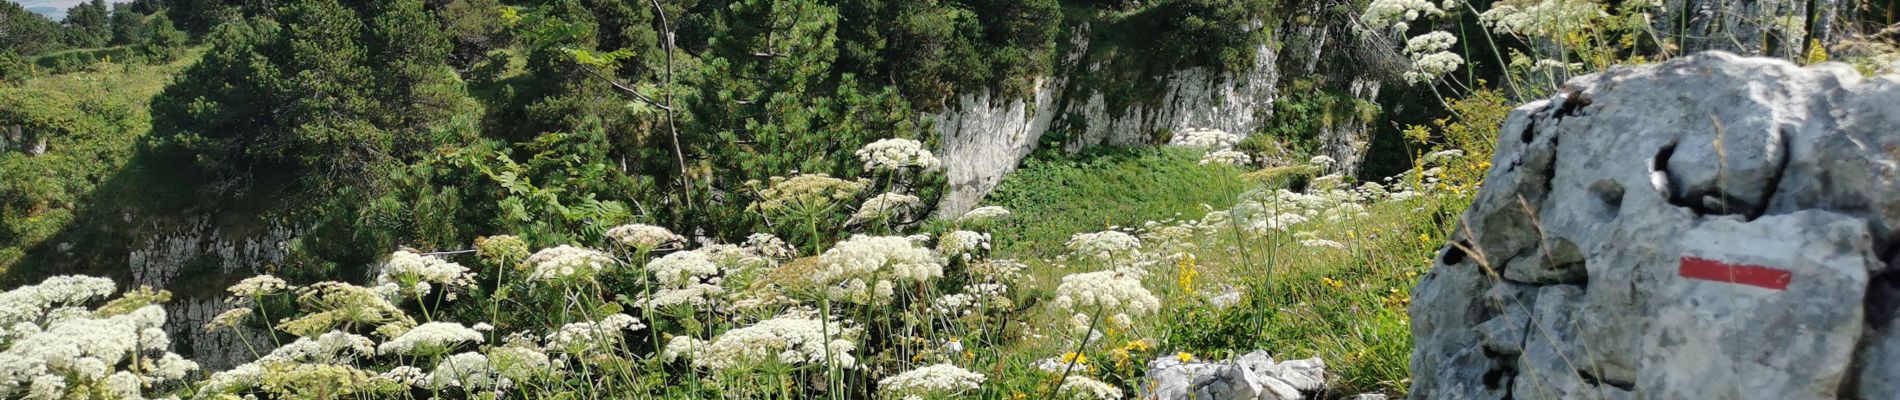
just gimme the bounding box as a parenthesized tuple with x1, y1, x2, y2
(1139, 351, 1328, 400)
(1409, 52, 1900, 400)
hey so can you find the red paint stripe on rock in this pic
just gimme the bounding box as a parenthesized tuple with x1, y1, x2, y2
(1679, 256, 1792, 290)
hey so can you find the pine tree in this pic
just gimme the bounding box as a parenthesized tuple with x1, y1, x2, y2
(142, 14, 187, 62)
(110, 3, 149, 46)
(63, 0, 113, 48)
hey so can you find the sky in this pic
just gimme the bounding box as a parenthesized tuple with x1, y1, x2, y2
(9, 0, 136, 21)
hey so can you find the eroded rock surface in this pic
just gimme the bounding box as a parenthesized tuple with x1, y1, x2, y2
(1410, 52, 1900, 400)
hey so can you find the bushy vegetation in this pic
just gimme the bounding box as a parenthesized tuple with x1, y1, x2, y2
(0, 133, 1479, 398)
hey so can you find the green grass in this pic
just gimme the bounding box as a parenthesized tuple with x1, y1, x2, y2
(978, 146, 1252, 257)
(974, 146, 1466, 396)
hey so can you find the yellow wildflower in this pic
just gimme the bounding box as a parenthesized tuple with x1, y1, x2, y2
(1176, 256, 1199, 294)
(1062, 352, 1089, 366)
(1322, 277, 1346, 289)
(1177, 352, 1194, 362)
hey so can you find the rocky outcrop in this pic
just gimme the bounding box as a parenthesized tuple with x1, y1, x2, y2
(128, 218, 292, 370)
(1410, 52, 1900, 399)
(930, 16, 1396, 215)
(1659, 0, 1840, 59)
(1139, 351, 1329, 400)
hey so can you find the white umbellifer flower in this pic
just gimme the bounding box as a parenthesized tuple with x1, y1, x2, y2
(649, 251, 720, 287)
(850, 192, 923, 224)
(661, 336, 706, 363)
(1050, 270, 1160, 328)
(204, 307, 252, 332)
(105, 371, 140, 399)
(694, 315, 860, 371)
(606, 224, 684, 251)
(1309, 155, 1337, 166)
(226, 274, 288, 299)
(744, 233, 796, 260)
(425, 352, 508, 390)
(1065, 231, 1142, 262)
(856, 138, 941, 171)
(751, 174, 870, 215)
(485, 345, 553, 383)
(1404, 31, 1457, 54)
(814, 235, 944, 305)
(878, 363, 985, 397)
(1405, 51, 1466, 83)
(28, 375, 64, 400)
(259, 331, 376, 364)
(0, 275, 115, 326)
(1423, 149, 1465, 165)
(524, 245, 618, 282)
(1478, 0, 1606, 36)
(380, 366, 427, 387)
(1059, 375, 1124, 399)
(937, 230, 990, 260)
(375, 251, 475, 297)
(379, 322, 484, 355)
(1362, 0, 1445, 29)
(151, 352, 198, 380)
(956, 206, 1012, 225)
(1168, 129, 1242, 150)
(643, 250, 726, 309)
(0, 304, 168, 387)
(1300, 239, 1350, 250)
(545, 314, 644, 354)
(1199, 149, 1253, 166)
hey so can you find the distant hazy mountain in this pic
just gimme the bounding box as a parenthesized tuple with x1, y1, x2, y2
(9, 0, 134, 21)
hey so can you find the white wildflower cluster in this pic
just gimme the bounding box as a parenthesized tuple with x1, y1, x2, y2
(1300, 239, 1350, 250)
(544, 314, 644, 355)
(374, 251, 475, 298)
(524, 245, 618, 282)
(422, 346, 552, 391)
(937, 230, 991, 261)
(378, 322, 484, 356)
(1051, 270, 1160, 329)
(661, 335, 706, 363)
(1199, 149, 1254, 166)
(751, 174, 871, 215)
(1478, 0, 1606, 37)
(1059, 375, 1125, 399)
(1401, 31, 1464, 83)
(0, 275, 115, 325)
(814, 235, 944, 305)
(227, 274, 289, 299)
(643, 250, 726, 309)
(956, 206, 1012, 226)
(850, 192, 923, 225)
(856, 138, 942, 172)
(1168, 129, 1241, 150)
(930, 283, 1010, 318)
(1140, 220, 1200, 261)
(198, 330, 392, 398)
(1065, 230, 1142, 262)
(0, 292, 197, 400)
(878, 363, 986, 398)
(1362, 0, 1447, 30)
(606, 224, 685, 251)
(693, 315, 861, 371)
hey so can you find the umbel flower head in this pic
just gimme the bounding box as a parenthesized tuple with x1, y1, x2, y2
(227, 274, 289, 299)
(957, 206, 1012, 226)
(693, 315, 861, 371)
(878, 363, 986, 398)
(374, 250, 475, 298)
(1052, 270, 1161, 328)
(1065, 230, 1142, 262)
(849, 192, 922, 225)
(814, 235, 945, 305)
(1200, 149, 1254, 166)
(544, 314, 644, 355)
(749, 174, 871, 216)
(524, 245, 618, 283)
(605, 224, 685, 251)
(856, 138, 941, 172)
(642, 250, 726, 309)
(378, 322, 484, 356)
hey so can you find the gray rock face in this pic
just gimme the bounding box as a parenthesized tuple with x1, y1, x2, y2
(1657, 0, 1839, 59)
(1409, 52, 1900, 400)
(128, 218, 292, 370)
(930, 18, 1392, 215)
(1138, 351, 1327, 400)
